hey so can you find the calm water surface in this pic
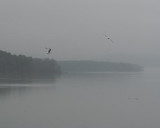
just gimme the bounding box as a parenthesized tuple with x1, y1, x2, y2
(0, 69, 160, 128)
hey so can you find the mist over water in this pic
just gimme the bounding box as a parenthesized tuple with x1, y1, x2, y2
(1, 0, 160, 127)
(0, 69, 160, 128)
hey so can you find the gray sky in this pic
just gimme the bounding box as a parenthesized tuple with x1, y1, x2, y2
(0, 0, 160, 64)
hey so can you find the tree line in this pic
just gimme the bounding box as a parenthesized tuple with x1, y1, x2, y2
(0, 50, 61, 79)
(58, 60, 144, 73)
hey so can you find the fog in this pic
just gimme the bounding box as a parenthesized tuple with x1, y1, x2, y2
(0, 0, 160, 66)
(1, 70, 160, 128)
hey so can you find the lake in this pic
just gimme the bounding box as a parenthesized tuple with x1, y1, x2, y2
(0, 68, 160, 128)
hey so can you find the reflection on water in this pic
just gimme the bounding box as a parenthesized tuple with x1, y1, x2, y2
(0, 78, 57, 99)
(0, 86, 31, 98)
(0, 71, 160, 128)
(0, 77, 57, 84)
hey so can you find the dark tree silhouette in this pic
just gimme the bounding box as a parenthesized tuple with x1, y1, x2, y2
(0, 50, 61, 79)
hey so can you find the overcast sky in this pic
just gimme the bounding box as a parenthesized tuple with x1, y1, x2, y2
(0, 0, 160, 64)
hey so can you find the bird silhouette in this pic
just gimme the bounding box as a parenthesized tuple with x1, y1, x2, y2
(104, 34, 114, 43)
(46, 48, 51, 54)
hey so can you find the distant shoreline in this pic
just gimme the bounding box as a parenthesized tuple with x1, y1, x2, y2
(58, 60, 144, 73)
(0, 50, 61, 80)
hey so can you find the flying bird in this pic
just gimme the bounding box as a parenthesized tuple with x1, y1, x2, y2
(45, 48, 52, 54)
(104, 34, 114, 43)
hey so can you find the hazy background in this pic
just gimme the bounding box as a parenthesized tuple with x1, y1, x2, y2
(0, 0, 160, 66)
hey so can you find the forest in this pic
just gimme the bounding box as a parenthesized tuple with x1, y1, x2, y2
(0, 50, 61, 79)
(0, 50, 144, 80)
(58, 60, 144, 73)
